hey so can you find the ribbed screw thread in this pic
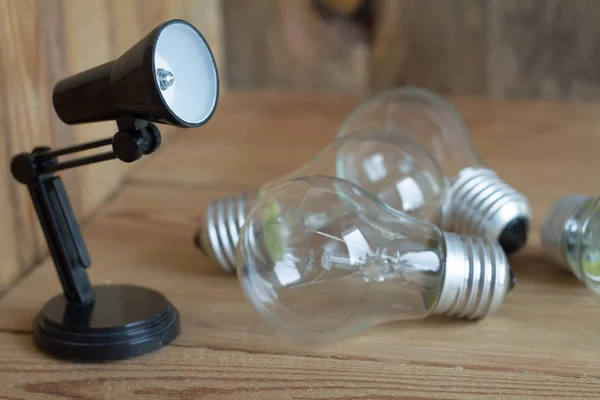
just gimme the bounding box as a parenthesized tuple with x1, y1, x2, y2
(197, 193, 254, 274)
(441, 168, 531, 243)
(433, 232, 511, 320)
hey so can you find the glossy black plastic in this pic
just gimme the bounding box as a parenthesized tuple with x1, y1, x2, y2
(498, 217, 529, 254)
(34, 285, 180, 361)
(52, 19, 219, 128)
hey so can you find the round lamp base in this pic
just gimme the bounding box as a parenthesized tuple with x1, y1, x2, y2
(33, 284, 180, 361)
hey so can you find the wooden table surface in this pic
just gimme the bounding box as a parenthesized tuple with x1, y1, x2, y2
(2, 92, 600, 399)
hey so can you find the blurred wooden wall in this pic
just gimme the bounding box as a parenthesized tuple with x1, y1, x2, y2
(2, 0, 600, 292)
(226, 0, 600, 99)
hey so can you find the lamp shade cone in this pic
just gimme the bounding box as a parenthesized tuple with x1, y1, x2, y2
(53, 19, 219, 128)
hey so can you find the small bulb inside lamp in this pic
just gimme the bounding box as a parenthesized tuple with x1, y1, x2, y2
(157, 68, 175, 90)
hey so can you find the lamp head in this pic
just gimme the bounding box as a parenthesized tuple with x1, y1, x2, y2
(53, 19, 219, 128)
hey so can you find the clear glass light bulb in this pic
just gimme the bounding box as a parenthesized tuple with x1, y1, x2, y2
(337, 87, 531, 254)
(237, 176, 513, 341)
(542, 196, 600, 298)
(197, 131, 449, 273)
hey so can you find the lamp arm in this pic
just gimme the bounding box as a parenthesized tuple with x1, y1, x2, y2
(10, 119, 162, 305)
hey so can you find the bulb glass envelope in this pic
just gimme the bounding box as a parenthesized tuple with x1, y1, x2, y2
(238, 176, 445, 341)
(237, 176, 512, 341)
(337, 86, 483, 177)
(258, 130, 450, 222)
(197, 131, 450, 274)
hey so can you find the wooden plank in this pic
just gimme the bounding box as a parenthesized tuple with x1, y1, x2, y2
(488, 0, 600, 99)
(0, 3, 21, 291)
(0, 0, 63, 288)
(2, 332, 599, 400)
(369, 0, 488, 94)
(0, 116, 20, 291)
(3, 96, 600, 390)
(223, 0, 369, 91)
(108, 0, 144, 59)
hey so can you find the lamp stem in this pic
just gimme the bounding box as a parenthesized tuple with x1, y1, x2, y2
(28, 173, 94, 304)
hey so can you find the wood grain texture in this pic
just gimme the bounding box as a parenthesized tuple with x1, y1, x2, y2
(2, 94, 600, 398)
(369, 0, 488, 94)
(0, 0, 61, 289)
(223, 0, 369, 91)
(0, 122, 20, 288)
(2, 332, 599, 400)
(368, 0, 600, 98)
(488, 0, 600, 99)
(0, 3, 21, 290)
(0, 0, 224, 293)
(221, 0, 600, 98)
(319, 0, 366, 15)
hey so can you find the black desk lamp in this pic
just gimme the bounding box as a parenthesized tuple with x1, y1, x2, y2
(10, 19, 219, 361)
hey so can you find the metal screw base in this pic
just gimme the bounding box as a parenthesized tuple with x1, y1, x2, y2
(441, 167, 531, 248)
(433, 232, 512, 320)
(197, 192, 254, 274)
(541, 196, 590, 273)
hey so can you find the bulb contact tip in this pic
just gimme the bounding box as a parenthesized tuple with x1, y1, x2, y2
(434, 232, 511, 320)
